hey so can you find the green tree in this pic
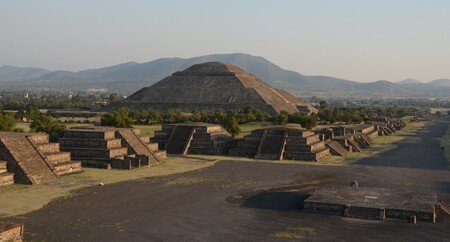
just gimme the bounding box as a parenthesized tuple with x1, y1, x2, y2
(225, 116, 241, 138)
(30, 114, 65, 141)
(101, 108, 133, 128)
(0, 113, 15, 131)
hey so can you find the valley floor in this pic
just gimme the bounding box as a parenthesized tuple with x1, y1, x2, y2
(6, 119, 450, 241)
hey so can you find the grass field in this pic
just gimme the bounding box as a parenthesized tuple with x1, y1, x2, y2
(0, 156, 218, 218)
(132, 124, 162, 137)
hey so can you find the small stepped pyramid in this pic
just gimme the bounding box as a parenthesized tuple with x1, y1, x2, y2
(283, 130, 330, 161)
(0, 160, 14, 186)
(0, 132, 81, 185)
(60, 129, 129, 168)
(60, 127, 166, 169)
(229, 128, 330, 161)
(152, 123, 232, 155)
(27, 134, 82, 177)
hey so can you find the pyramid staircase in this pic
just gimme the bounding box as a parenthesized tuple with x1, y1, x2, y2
(229, 128, 330, 161)
(117, 129, 166, 164)
(27, 134, 82, 177)
(164, 126, 195, 155)
(152, 123, 232, 155)
(325, 140, 349, 156)
(60, 127, 165, 169)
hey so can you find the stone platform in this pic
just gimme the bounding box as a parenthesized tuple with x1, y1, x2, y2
(60, 126, 166, 169)
(228, 128, 330, 161)
(0, 132, 82, 185)
(303, 185, 440, 222)
(0, 221, 24, 241)
(151, 123, 232, 155)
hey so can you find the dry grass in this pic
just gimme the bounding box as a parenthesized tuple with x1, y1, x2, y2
(271, 225, 316, 240)
(133, 124, 162, 137)
(0, 156, 218, 218)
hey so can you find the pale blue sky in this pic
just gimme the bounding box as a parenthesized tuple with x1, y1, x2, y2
(1, 0, 449, 82)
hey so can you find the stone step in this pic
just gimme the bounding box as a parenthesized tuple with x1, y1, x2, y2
(0, 161, 7, 172)
(37, 142, 60, 154)
(63, 130, 116, 140)
(140, 136, 150, 143)
(53, 161, 82, 176)
(190, 139, 214, 146)
(59, 138, 123, 149)
(283, 147, 330, 161)
(284, 142, 325, 153)
(64, 147, 129, 159)
(153, 150, 167, 159)
(0, 172, 15, 186)
(188, 147, 218, 155)
(286, 135, 320, 145)
(146, 142, 159, 150)
(27, 133, 49, 144)
(192, 132, 211, 139)
(300, 131, 315, 137)
(45, 152, 72, 164)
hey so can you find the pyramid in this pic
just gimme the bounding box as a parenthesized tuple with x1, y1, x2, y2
(106, 62, 317, 115)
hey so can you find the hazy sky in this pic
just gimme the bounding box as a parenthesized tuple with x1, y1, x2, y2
(1, 0, 450, 82)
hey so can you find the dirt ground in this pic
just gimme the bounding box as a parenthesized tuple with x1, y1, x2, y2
(11, 120, 450, 241)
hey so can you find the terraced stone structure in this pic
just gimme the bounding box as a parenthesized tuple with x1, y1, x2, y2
(303, 185, 448, 223)
(0, 132, 81, 185)
(106, 62, 318, 115)
(0, 221, 24, 242)
(228, 128, 330, 161)
(151, 123, 232, 155)
(60, 127, 166, 169)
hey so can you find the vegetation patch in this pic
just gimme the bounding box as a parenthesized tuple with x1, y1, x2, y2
(271, 225, 316, 240)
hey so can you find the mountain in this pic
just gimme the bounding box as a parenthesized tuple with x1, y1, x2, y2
(428, 79, 450, 87)
(0, 65, 51, 82)
(397, 79, 422, 84)
(1, 53, 450, 98)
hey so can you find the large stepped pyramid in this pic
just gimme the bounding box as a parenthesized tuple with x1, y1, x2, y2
(228, 128, 330, 161)
(60, 126, 166, 169)
(151, 123, 232, 155)
(0, 132, 81, 185)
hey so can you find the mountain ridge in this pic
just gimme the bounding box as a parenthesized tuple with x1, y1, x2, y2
(1, 53, 450, 98)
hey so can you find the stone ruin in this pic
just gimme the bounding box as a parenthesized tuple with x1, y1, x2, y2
(59, 127, 166, 169)
(313, 120, 406, 156)
(105, 62, 318, 115)
(151, 123, 232, 155)
(303, 184, 450, 223)
(0, 132, 82, 185)
(228, 128, 330, 161)
(366, 118, 406, 135)
(0, 221, 24, 242)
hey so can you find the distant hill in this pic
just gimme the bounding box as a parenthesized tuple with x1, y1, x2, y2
(428, 79, 450, 87)
(0, 65, 51, 82)
(1, 53, 450, 98)
(397, 79, 422, 84)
